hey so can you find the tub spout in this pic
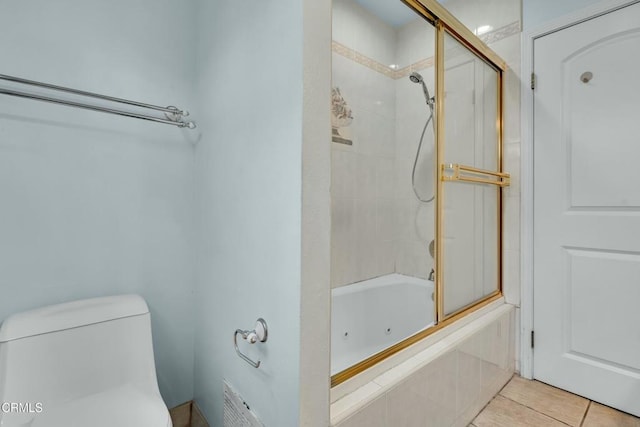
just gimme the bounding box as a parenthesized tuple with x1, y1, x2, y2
(428, 268, 435, 281)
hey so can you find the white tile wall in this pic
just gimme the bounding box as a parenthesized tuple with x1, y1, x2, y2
(331, 49, 398, 286)
(393, 27, 436, 280)
(395, 34, 435, 278)
(338, 395, 389, 427)
(395, 18, 436, 68)
(331, 1, 401, 287)
(490, 33, 522, 310)
(333, 0, 397, 67)
(514, 306, 522, 373)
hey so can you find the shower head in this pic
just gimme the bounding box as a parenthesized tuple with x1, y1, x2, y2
(409, 72, 423, 84)
(409, 72, 434, 108)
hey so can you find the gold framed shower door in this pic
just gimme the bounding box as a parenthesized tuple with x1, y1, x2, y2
(331, 0, 509, 388)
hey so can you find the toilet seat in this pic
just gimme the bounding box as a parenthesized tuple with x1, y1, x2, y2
(30, 384, 172, 427)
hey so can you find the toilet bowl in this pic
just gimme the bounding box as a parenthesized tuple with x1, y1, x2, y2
(0, 295, 172, 427)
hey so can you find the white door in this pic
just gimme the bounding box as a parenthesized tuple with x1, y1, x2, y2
(533, 1, 640, 417)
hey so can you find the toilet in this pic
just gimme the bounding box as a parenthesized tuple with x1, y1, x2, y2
(0, 295, 172, 427)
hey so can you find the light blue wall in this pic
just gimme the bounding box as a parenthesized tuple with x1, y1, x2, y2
(523, 0, 601, 29)
(193, 0, 303, 425)
(0, 0, 197, 408)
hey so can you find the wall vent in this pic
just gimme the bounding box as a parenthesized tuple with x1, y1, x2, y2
(224, 380, 263, 427)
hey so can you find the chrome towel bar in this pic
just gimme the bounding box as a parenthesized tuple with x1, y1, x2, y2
(0, 73, 196, 129)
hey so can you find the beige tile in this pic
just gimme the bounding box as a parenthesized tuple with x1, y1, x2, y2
(481, 360, 512, 405)
(191, 402, 210, 427)
(502, 249, 521, 307)
(423, 351, 457, 427)
(386, 369, 429, 427)
(583, 402, 640, 427)
(335, 395, 387, 427)
(457, 337, 482, 416)
(331, 381, 383, 423)
(169, 401, 191, 427)
(453, 397, 488, 427)
(500, 376, 589, 426)
(473, 395, 566, 427)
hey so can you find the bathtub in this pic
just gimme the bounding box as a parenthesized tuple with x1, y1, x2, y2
(331, 273, 434, 375)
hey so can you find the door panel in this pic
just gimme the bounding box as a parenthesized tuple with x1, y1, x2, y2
(567, 30, 640, 208)
(533, 1, 640, 417)
(568, 248, 640, 371)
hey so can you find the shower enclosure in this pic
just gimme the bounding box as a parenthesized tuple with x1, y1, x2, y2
(330, 0, 508, 386)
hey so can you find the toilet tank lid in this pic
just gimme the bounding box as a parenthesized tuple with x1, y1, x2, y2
(0, 294, 149, 342)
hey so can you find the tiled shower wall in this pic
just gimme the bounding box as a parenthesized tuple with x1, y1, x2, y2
(330, 56, 397, 287)
(331, 0, 438, 288)
(394, 20, 437, 281)
(331, 0, 521, 302)
(331, 0, 399, 287)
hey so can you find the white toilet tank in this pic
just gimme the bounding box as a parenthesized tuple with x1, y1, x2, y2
(0, 295, 171, 427)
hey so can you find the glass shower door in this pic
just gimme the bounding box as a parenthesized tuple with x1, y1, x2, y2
(440, 31, 503, 317)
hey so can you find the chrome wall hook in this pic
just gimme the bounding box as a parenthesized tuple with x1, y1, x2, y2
(234, 318, 268, 368)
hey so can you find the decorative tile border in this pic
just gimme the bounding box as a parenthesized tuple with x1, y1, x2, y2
(332, 41, 398, 78)
(395, 56, 435, 79)
(480, 21, 521, 46)
(332, 21, 520, 79)
(332, 40, 427, 79)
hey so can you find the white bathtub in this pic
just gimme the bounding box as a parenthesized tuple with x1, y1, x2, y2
(331, 273, 434, 375)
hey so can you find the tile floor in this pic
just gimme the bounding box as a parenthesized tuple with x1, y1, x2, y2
(169, 401, 209, 427)
(471, 376, 640, 427)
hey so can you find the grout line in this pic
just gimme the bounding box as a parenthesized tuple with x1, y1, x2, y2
(472, 375, 516, 425)
(579, 401, 592, 427)
(472, 395, 499, 424)
(493, 376, 639, 426)
(497, 388, 576, 426)
(497, 393, 574, 426)
(499, 376, 594, 427)
(497, 372, 516, 396)
(484, 375, 585, 427)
